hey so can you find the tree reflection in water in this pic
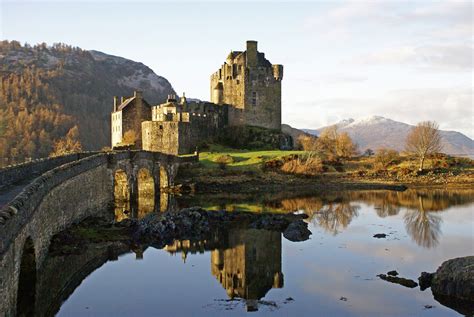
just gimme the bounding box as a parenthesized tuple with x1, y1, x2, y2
(313, 201, 360, 235)
(403, 195, 443, 249)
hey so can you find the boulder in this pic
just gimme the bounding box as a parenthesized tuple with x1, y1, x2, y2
(431, 256, 474, 301)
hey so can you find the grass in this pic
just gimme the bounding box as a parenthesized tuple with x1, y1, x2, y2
(198, 144, 304, 170)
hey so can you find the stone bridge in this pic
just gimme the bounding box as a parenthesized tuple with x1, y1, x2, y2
(0, 150, 197, 316)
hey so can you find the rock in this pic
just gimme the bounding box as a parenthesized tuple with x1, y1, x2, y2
(431, 256, 474, 301)
(373, 233, 387, 238)
(418, 272, 435, 291)
(377, 274, 418, 288)
(387, 270, 398, 276)
(283, 220, 311, 242)
(115, 218, 137, 228)
(339, 297, 348, 301)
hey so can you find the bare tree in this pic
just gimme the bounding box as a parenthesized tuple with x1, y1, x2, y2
(405, 121, 442, 171)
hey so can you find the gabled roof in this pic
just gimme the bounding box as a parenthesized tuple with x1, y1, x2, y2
(117, 97, 135, 111)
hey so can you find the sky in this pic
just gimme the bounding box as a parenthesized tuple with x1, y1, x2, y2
(1, 0, 473, 138)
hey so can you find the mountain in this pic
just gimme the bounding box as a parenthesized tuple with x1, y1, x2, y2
(303, 116, 474, 156)
(281, 124, 313, 146)
(0, 41, 174, 164)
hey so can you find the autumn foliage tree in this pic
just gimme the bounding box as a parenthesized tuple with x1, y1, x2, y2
(317, 125, 358, 160)
(405, 121, 443, 171)
(49, 125, 82, 157)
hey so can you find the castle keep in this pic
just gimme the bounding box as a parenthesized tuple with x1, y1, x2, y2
(111, 41, 283, 154)
(211, 40, 283, 130)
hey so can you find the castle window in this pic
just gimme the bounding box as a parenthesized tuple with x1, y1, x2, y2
(159, 125, 163, 130)
(251, 91, 257, 106)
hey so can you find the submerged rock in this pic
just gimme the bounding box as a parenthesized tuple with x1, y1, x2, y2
(377, 274, 418, 288)
(373, 233, 387, 238)
(283, 221, 311, 242)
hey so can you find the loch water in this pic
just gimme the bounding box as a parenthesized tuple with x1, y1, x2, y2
(14, 189, 474, 316)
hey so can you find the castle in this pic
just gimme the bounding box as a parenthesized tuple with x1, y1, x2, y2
(111, 41, 283, 154)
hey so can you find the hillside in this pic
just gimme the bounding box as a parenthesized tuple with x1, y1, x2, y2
(303, 116, 474, 156)
(0, 41, 174, 165)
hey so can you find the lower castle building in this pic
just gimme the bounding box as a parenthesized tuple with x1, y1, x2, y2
(111, 40, 283, 155)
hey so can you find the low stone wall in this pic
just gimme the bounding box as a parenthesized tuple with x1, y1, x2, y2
(0, 152, 100, 190)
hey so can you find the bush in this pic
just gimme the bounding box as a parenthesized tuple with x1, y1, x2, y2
(373, 148, 399, 169)
(281, 154, 323, 176)
(214, 154, 234, 170)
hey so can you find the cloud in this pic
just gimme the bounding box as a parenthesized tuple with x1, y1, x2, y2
(350, 44, 473, 71)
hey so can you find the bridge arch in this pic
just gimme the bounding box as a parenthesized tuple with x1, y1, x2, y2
(16, 237, 36, 317)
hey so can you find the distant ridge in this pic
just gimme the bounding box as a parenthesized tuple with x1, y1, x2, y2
(302, 116, 474, 156)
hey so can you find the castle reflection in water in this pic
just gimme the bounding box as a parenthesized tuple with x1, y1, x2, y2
(164, 228, 283, 312)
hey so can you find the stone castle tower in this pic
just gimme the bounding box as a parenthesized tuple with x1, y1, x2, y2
(112, 40, 285, 153)
(210, 40, 283, 130)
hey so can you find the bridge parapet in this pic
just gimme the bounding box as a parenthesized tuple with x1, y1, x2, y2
(0, 152, 101, 190)
(0, 150, 198, 256)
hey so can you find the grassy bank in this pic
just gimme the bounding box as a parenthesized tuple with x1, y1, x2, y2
(198, 144, 304, 170)
(176, 145, 474, 193)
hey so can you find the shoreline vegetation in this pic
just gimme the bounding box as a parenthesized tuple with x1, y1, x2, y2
(176, 144, 474, 194)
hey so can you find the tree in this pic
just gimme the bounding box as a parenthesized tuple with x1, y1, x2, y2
(297, 134, 318, 152)
(50, 126, 82, 156)
(405, 121, 442, 171)
(122, 130, 138, 145)
(317, 125, 357, 160)
(336, 132, 358, 158)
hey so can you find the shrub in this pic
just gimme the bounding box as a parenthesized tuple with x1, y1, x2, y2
(281, 154, 323, 176)
(214, 154, 233, 170)
(374, 148, 399, 169)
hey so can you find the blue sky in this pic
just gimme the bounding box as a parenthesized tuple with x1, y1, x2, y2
(1, 0, 472, 137)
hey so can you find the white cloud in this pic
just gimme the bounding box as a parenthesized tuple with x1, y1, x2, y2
(350, 44, 473, 71)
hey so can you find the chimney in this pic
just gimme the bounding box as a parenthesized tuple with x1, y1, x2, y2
(246, 40, 257, 67)
(113, 96, 118, 112)
(134, 90, 143, 99)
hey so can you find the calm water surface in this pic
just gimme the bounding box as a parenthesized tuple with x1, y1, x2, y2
(49, 190, 474, 316)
